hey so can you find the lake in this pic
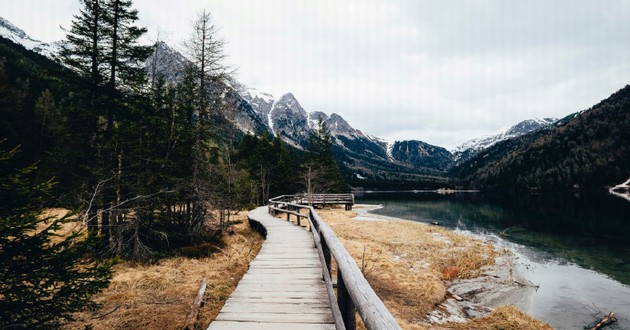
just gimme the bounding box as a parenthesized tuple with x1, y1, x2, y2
(356, 191, 630, 330)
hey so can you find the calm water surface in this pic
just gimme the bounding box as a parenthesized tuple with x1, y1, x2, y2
(357, 191, 630, 330)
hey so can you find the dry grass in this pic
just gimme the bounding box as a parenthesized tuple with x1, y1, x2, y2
(441, 306, 552, 330)
(64, 211, 263, 330)
(313, 206, 549, 330)
(37, 208, 87, 245)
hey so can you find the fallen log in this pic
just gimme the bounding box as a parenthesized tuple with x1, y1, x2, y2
(182, 278, 208, 330)
(591, 312, 617, 330)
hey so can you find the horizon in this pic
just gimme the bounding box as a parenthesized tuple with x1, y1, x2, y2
(1, 0, 629, 149)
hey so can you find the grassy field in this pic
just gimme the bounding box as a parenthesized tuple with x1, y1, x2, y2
(64, 211, 263, 330)
(315, 206, 551, 330)
(60, 204, 549, 329)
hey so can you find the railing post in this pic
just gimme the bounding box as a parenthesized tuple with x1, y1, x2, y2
(337, 270, 356, 330)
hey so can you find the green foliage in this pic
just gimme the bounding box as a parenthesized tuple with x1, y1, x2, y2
(0, 145, 111, 329)
(235, 134, 301, 204)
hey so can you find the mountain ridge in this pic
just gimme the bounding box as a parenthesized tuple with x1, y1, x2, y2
(6, 15, 621, 190)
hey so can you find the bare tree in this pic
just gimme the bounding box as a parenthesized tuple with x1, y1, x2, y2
(183, 10, 230, 241)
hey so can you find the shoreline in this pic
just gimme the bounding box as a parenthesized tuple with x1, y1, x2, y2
(352, 203, 538, 324)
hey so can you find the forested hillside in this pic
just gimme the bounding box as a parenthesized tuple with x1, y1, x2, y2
(1, 3, 348, 324)
(451, 86, 630, 189)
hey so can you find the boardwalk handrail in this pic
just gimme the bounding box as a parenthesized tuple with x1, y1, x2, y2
(268, 195, 401, 330)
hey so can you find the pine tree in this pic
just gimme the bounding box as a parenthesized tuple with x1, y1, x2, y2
(0, 144, 111, 328)
(60, 0, 106, 88)
(303, 119, 346, 195)
(183, 10, 229, 240)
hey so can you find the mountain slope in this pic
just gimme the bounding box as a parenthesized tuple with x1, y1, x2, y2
(390, 140, 453, 170)
(452, 118, 556, 166)
(451, 86, 630, 189)
(0, 17, 60, 60)
(144, 42, 271, 138)
(268, 93, 310, 149)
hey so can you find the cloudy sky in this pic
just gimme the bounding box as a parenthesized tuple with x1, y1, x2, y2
(2, 1, 630, 149)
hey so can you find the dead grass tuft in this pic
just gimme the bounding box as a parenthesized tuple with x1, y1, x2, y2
(64, 211, 263, 330)
(442, 306, 552, 330)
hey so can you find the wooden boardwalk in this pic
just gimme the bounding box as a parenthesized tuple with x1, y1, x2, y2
(207, 206, 335, 330)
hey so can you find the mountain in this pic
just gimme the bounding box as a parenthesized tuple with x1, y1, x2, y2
(268, 93, 311, 149)
(144, 41, 189, 83)
(390, 140, 453, 170)
(0, 17, 60, 60)
(240, 89, 452, 188)
(15, 16, 620, 191)
(452, 118, 557, 166)
(240, 88, 275, 128)
(144, 42, 271, 138)
(451, 86, 630, 189)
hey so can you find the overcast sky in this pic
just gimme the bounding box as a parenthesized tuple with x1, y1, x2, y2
(2, 1, 630, 149)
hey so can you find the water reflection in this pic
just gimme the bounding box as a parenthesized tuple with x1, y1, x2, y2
(359, 191, 630, 285)
(358, 191, 630, 329)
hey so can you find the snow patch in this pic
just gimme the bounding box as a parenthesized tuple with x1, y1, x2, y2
(452, 118, 557, 157)
(0, 17, 60, 60)
(268, 100, 277, 136)
(355, 173, 367, 180)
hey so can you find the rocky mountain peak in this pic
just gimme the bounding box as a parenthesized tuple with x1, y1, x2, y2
(327, 113, 353, 133)
(0, 17, 29, 40)
(144, 41, 189, 83)
(0, 16, 60, 60)
(505, 118, 556, 136)
(452, 117, 557, 165)
(269, 93, 309, 149)
(308, 111, 328, 129)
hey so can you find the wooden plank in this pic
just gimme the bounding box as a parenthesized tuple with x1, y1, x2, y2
(208, 206, 335, 330)
(216, 312, 334, 323)
(208, 321, 335, 330)
(220, 304, 332, 314)
(232, 283, 326, 290)
(229, 291, 327, 299)
(224, 297, 330, 305)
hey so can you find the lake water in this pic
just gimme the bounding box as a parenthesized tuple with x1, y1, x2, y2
(357, 191, 630, 330)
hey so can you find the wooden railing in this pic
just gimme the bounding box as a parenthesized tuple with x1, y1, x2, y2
(294, 193, 355, 209)
(268, 195, 400, 330)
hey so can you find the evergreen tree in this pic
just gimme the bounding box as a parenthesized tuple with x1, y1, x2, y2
(235, 134, 302, 204)
(0, 144, 111, 328)
(60, 0, 106, 88)
(182, 10, 229, 240)
(303, 119, 346, 194)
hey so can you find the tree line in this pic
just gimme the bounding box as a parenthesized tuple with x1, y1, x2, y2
(450, 85, 630, 190)
(1, 0, 345, 327)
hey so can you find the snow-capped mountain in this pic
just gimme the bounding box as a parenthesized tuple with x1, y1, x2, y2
(0, 17, 60, 60)
(265, 93, 310, 149)
(239, 87, 454, 184)
(240, 88, 275, 129)
(452, 118, 557, 165)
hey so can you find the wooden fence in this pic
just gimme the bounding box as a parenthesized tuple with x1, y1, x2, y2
(268, 195, 400, 330)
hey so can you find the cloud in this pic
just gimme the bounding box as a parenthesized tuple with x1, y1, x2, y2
(3, 0, 630, 149)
